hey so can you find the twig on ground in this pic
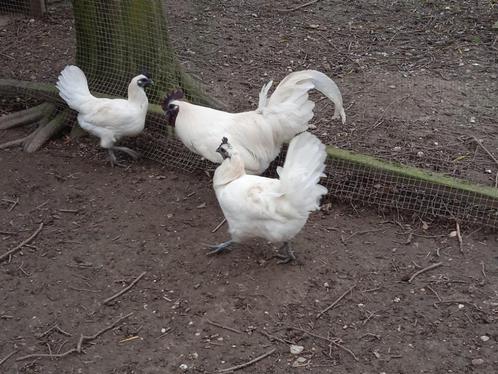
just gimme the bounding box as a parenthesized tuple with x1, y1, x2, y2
(279, 0, 320, 13)
(0, 222, 44, 262)
(288, 327, 359, 361)
(69, 286, 101, 293)
(211, 218, 226, 233)
(366, 95, 411, 132)
(472, 136, 498, 166)
(258, 329, 295, 345)
(16, 313, 132, 361)
(38, 324, 72, 338)
(217, 348, 276, 373)
(343, 228, 385, 243)
(359, 333, 381, 340)
(0, 351, 17, 367)
(206, 319, 242, 334)
(316, 284, 356, 318)
(6, 197, 19, 212)
(425, 285, 442, 302)
(58, 208, 79, 214)
(455, 222, 463, 254)
(103, 272, 146, 305)
(31, 200, 49, 212)
(404, 262, 443, 283)
(480, 261, 487, 279)
(0, 230, 16, 235)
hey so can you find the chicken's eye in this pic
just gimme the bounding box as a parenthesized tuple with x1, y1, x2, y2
(168, 104, 176, 110)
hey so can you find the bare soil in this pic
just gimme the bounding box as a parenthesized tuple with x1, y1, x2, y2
(1, 1, 498, 373)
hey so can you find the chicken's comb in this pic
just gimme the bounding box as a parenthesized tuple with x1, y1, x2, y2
(162, 89, 185, 110)
(139, 67, 152, 80)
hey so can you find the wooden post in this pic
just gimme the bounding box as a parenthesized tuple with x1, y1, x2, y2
(29, 0, 46, 17)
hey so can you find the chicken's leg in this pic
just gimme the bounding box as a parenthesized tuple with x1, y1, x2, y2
(108, 149, 126, 168)
(207, 240, 233, 255)
(274, 242, 296, 264)
(112, 146, 140, 160)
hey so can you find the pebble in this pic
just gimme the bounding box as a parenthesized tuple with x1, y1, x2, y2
(471, 358, 484, 366)
(393, 146, 401, 151)
(290, 345, 304, 355)
(416, 151, 424, 157)
(292, 357, 307, 367)
(179, 363, 188, 371)
(480, 335, 490, 342)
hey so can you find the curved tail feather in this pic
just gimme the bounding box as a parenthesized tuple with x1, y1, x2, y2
(258, 70, 346, 146)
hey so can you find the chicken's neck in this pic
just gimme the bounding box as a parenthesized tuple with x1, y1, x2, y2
(127, 83, 149, 110)
(213, 153, 246, 188)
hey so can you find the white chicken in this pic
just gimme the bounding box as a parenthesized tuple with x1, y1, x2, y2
(162, 70, 345, 174)
(56, 65, 153, 166)
(210, 131, 328, 263)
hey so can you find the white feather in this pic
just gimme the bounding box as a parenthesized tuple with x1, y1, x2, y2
(171, 69, 346, 175)
(213, 132, 328, 244)
(56, 65, 149, 149)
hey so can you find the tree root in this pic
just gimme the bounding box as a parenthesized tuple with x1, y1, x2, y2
(24, 111, 69, 153)
(0, 102, 56, 130)
(0, 104, 69, 152)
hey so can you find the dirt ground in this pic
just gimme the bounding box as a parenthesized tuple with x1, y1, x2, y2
(1, 1, 498, 373)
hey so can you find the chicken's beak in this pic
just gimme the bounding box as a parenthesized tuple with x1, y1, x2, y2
(144, 78, 154, 87)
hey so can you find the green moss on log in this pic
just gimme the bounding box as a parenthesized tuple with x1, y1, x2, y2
(326, 146, 498, 199)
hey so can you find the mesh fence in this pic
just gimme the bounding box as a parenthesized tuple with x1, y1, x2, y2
(1, 1, 497, 228)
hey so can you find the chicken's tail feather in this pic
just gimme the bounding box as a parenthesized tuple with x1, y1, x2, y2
(260, 70, 346, 145)
(278, 132, 328, 214)
(56, 65, 93, 112)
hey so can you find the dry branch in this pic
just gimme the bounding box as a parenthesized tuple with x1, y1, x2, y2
(206, 319, 242, 334)
(16, 313, 133, 362)
(0, 222, 44, 262)
(279, 0, 320, 12)
(316, 284, 356, 318)
(103, 272, 146, 305)
(217, 348, 276, 373)
(405, 262, 443, 283)
(472, 136, 498, 166)
(0, 351, 17, 367)
(288, 326, 358, 361)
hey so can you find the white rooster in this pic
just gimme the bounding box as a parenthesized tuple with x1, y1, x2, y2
(56, 65, 153, 166)
(162, 70, 345, 174)
(210, 131, 328, 263)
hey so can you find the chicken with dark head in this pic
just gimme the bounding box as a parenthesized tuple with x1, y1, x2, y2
(162, 70, 346, 174)
(57, 65, 153, 166)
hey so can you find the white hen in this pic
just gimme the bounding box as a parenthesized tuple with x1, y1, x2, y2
(210, 131, 328, 263)
(56, 65, 153, 166)
(163, 70, 345, 174)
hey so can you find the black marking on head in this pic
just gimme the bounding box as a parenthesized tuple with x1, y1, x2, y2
(162, 89, 184, 127)
(216, 137, 231, 160)
(137, 76, 153, 88)
(162, 89, 185, 111)
(139, 67, 152, 80)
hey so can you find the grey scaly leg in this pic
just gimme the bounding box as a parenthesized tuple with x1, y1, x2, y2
(207, 240, 234, 256)
(274, 242, 296, 264)
(112, 146, 140, 160)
